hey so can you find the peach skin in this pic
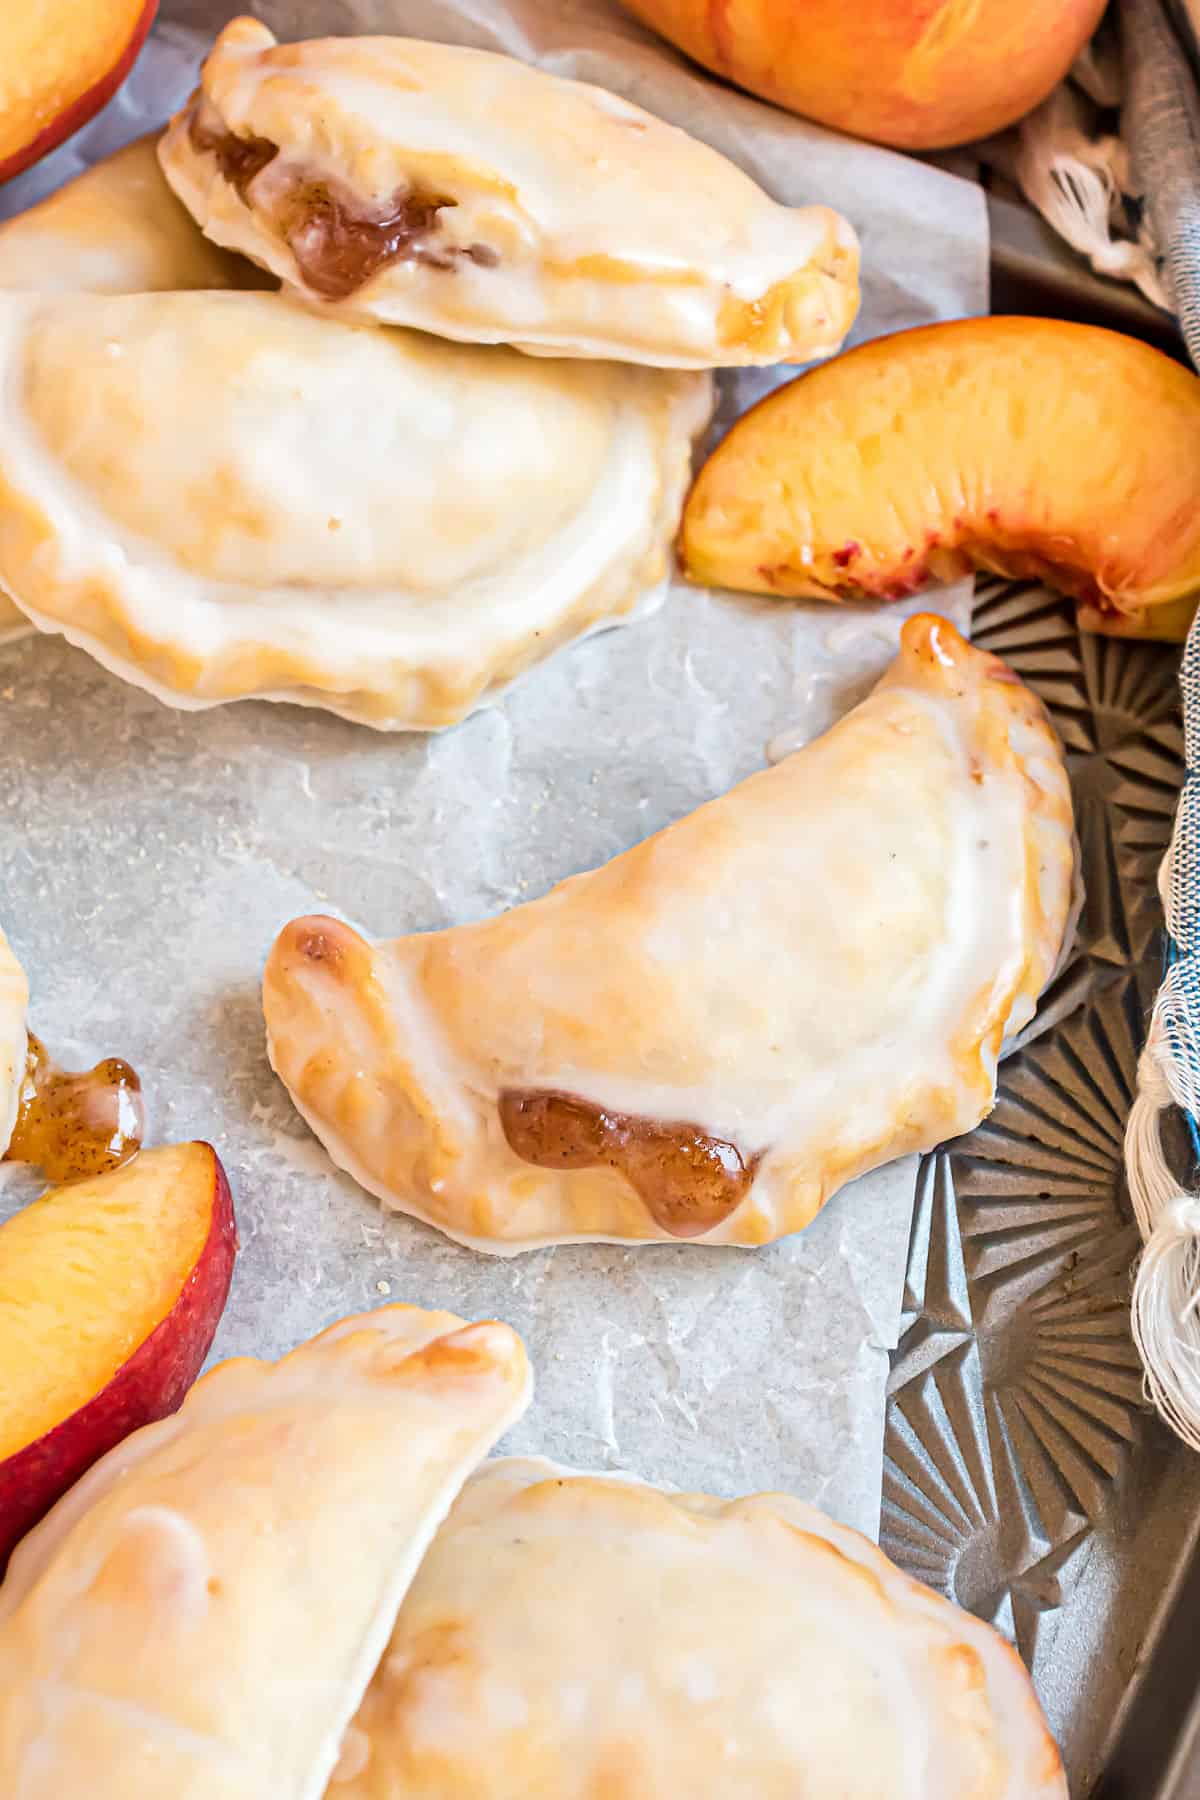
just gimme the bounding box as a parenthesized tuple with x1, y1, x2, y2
(0, 0, 158, 183)
(0, 1143, 235, 1572)
(620, 0, 1106, 150)
(681, 316, 1200, 643)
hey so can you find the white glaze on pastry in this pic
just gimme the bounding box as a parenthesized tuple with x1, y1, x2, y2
(0, 925, 27, 1156)
(158, 18, 860, 369)
(0, 135, 266, 297)
(332, 1455, 1067, 1799)
(0, 136, 267, 644)
(264, 615, 1076, 1251)
(0, 289, 710, 729)
(0, 1305, 531, 1799)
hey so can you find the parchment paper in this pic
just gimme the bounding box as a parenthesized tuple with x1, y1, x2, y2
(0, 0, 987, 1537)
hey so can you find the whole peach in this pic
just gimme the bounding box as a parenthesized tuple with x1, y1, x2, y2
(621, 0, 1107, 149)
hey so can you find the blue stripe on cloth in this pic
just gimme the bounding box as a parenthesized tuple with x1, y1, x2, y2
(1164, 933, 1200, 1164)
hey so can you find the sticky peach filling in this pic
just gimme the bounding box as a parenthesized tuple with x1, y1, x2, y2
(189, 113, 499, 299)
(499, 1087, 758, 1236)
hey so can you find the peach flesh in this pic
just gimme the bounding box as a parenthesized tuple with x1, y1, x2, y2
(0, 1142, 236, 1570)
(0, 0, 159, 184)
(681, 317, 1200, 642)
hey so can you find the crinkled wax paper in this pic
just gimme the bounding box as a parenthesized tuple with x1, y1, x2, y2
(0, 0, 986, 1536)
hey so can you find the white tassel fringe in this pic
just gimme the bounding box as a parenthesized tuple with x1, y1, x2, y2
(1013, 85, 1171, 310)
(1127, 1016, 1200, 1451)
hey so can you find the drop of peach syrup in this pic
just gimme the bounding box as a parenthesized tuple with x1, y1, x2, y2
(4, 1033, 145, 1183)
(499, 1087, 758, 1238)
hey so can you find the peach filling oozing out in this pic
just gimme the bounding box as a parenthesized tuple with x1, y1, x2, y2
(189, 114, 500, 300)
(499, 1088, 759, 1237)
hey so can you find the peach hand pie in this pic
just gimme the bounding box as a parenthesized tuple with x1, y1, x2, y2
(0, 1304, 530, 1800)
(158, 17, 860, 369)
(334, 1456, 1066, 1799)
(0, 134, 265, 296)
(0, 289, 709, 729)
(264, 615, 1076, 1252)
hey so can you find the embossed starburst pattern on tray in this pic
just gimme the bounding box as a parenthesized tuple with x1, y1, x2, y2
(881, 581, 1190, 1785)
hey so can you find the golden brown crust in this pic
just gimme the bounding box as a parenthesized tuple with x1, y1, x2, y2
(264, 616, 1075, 1251)
(0, 1306, 531, 1800)
(158, 19, 860, 369)
(335, 1457, 1067, 1798)
(877, 614, 1074, 1063)
(0, 290, 710, 729)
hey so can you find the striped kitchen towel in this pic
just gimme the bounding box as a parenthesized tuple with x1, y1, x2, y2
(1120, 0, 1200, 1447)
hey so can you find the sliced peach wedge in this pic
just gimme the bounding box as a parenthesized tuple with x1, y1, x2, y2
(0, 1, 159, 184)
(681, 317, 1200, 642)
(0, 1142, 235, 1569)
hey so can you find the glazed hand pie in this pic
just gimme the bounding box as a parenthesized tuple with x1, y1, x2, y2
(0, 134, 265, 296)
(332, 1457, 1066, 1799)
(0, 289, 709, 729)
(0, 136, 267, 643)
(0, 925, 28, 1156)
(0, 1304, 530, 1799)
(158, 18, 860, 369)
(264, 614, 1075, 1251)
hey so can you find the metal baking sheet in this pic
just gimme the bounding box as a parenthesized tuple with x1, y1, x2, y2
(877, 190, 1198, 1795)
(880, 577, 1197, 1797)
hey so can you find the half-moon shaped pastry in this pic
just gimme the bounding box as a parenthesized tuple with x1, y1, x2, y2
(333, 1456, 1066, 1799)
(0, 289, 710, 729)
(0, 925, 28, 1156)
(264, 614, 1075, 1252)
(0, 134, 266, 295)
(158, 17, 860, 369)
(0, 1304, 530, 1800)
